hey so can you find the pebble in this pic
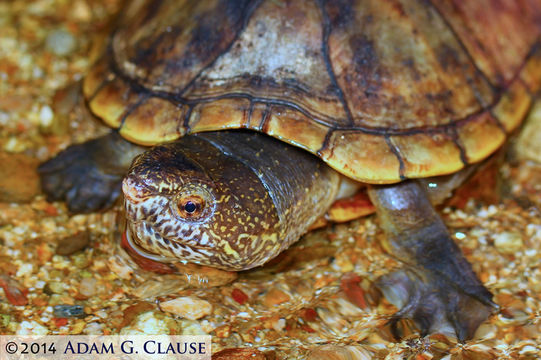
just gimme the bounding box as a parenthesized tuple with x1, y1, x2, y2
(45, 28, 77, 56)
(83, 322, 103, 335)
(0, 152, 40, 203)
(78, 277, 97, 297)
(231, 288, 249, 305)
(160, 297, 212, 320)
(120, 302, 155, 329)
(494, 231, 524, 254)
(473, 323, 497, 340)
(44, 281, 65, 295)
(39, 105, 54, 127)
(53, 305, 85, 318)
(340, 272, 368, 309)
(120, 311, 170, 335)
(0, 274, 28, 306)
(262, 288, 290, 307)
(55, 231, 90, 255)
(16, 320, 49, 335)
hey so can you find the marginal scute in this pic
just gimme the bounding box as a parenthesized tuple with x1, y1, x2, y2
(188, 98, 251, 133)
(493, 80, 532, 133)
(82, 57, 111, 101)
(520, 44, 541, 93)
(88, 77, 141, 129)
(319, 131, 400, 183)
(390, 133, 463, 178)
(119, 97, 186, 145)
(457, 113, 506, 164)
(246, 102, 268, 130)
(264, 106, 329, 153)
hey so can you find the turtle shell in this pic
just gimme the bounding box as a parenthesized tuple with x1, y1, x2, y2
(83, 0, 541, 183)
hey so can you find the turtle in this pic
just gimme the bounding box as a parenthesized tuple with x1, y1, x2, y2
(38, 0, 541, 341)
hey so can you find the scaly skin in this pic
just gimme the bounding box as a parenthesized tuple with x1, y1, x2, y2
(368, 181, 497, 341)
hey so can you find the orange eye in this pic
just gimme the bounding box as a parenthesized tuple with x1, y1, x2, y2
(176, 195, 204, 218)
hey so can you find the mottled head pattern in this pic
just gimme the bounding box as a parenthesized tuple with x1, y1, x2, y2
(122, 134, 284, 271)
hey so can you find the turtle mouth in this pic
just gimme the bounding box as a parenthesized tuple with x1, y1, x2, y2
(125, 214, 215, 266)
(124, 225, 178, 263)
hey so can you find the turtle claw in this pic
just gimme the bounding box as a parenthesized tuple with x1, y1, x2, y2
(377, 268, 496, 341)
(39, 136, 125, 213)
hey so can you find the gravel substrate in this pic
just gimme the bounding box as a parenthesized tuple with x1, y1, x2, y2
(1, 1, 540, 359)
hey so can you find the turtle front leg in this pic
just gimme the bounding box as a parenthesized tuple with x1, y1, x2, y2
(367, 181, 497, 341)
(39, 131, 145, 213)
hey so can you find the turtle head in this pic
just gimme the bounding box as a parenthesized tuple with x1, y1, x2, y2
(121, 137, 283, 271)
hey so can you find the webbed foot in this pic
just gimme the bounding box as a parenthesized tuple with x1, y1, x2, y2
(39, 132, 145, 213)
(377, 268, 496, 341)
(368, 180, 497, 341)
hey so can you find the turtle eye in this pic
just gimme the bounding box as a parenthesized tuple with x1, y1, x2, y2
(171, 185, 215, 222)
(174, 195, 205, 219)
(184, 201, 197, 213)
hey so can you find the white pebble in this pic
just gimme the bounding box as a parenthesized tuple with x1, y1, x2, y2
(79, 277, 97, 297)
(45, 29, 76, 56)
(4, 136, 25, 152)
(120, 311, 169, 335)
(160, 297, 212, 320)
(83, 322, 104, 335)
(39, 105, 54, 127)
(16, 263, 33, 277)
(494, 231, 523, 254)
(16, 321, 49, 335)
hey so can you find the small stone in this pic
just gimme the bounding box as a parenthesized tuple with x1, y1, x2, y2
(213, 324, 231, 338)
(494, 231, 523, 254)
(78, 277, 97, 297)
(473, 323, 497, 340)
(53, 305, 85, 318)
(72, 0, 92, 21)
(0, 152, 40, 203)
(45, 28, 77, 56)
(160, 297, 212, 320)
(213, 348, 266, 360)
(340, 272, 368, 309)
(44, 281, 65, 295)
(120, 302, 155, 329)
(0, 274, 28, 306)
(120, 311, 170, 335)
(231, 288, 249, 305)
(83, 322, 103, 335)
(71, 320, 87, 334)
(16, 320, 49, 335)
(3, 137, 26, 152)
(55, 231, 90, 255)
(39, 105, 54, 128)
(263, 288, 290, 307)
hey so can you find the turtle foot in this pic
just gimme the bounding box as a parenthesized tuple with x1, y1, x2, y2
(377, 268, 497, 341)
(39, 134, 126, 213)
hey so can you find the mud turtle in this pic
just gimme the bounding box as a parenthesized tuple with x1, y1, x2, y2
(39, 0, 541, 340)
